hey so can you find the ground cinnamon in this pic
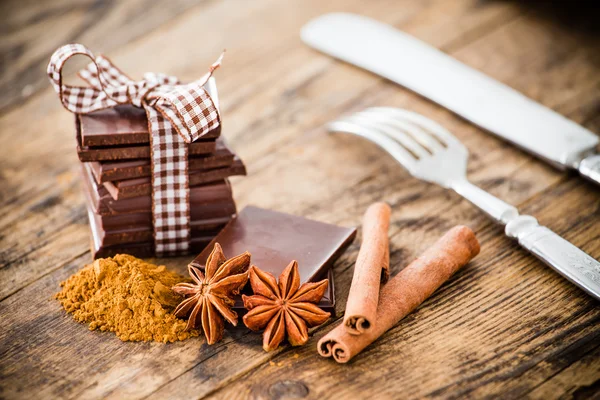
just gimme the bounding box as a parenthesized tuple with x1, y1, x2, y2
(55, 254, 198, 343)
(318, 226, 480, 363)
(344, 202, 391, 335)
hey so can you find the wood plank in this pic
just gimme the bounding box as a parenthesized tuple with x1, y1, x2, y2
(202, 178, 600, 400)
(0, 0, 216, 114)
(0, 1, 528, 394)
(526, 342, 600, 399)
(1, 0, 599, 398)
(128, 91, 599, 398)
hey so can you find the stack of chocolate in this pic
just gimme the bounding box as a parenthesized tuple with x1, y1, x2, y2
(76, 81, 246, 258)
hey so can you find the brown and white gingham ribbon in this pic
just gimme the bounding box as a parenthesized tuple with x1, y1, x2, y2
(47, 44, 222, 255)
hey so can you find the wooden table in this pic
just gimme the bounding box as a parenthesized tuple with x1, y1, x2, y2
(1, 1, 599, 399)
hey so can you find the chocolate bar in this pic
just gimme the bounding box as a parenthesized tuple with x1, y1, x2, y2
(89, 221, 214, 259)
(98, 212, 232, 232)
(87, 205, 226, 246)
(77, 105, 221, 147)
(102, 158, 246, 200)
(81, 163, 236, 216)
(95, 223, 224, 246)
(193, 205, 356, 285)
(76, 136, 217, 161)
(88, 144, 235, 183)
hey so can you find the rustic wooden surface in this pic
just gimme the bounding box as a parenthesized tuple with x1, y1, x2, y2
(1, 0, 599, 399)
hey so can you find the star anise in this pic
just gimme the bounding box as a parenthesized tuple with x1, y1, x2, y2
(172, 243, 250, 345)
(242, 260, 331, 351)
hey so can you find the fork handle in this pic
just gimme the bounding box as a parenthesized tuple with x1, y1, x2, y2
(453, 180, 600, 299)
(506, 216, 600, 301)
(578, 154, 600, 186)
(451, 180, 518, 224)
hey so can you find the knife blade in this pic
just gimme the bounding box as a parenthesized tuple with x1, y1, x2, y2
(301, 13, 600, 184)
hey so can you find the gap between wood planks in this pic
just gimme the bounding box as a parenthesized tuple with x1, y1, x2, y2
(525, 341, 600, 399)
(0, 248, 88, 303)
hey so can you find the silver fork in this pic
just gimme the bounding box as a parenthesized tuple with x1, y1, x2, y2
(328, 107, 600, 300)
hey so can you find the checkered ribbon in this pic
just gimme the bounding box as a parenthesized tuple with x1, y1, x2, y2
(47, 44, 223, 255)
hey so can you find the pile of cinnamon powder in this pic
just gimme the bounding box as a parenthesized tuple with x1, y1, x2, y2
(56, 254, 198, 343)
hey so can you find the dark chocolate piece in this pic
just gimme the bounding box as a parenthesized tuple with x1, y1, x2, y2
(87, 205, 226, 246)
(98, 212, 231, 232)
(76, 111, 219, 161)
(97, 225, 223, 247)
(103, 158, 246, 200)
(192, 206, 356, 284)
(317, 269, 336, 314)
(90, 232, 213, 259)
(78, 79, 221, 147)
(81, 163, 236, 217)
(79, 105, 150, 146)
(78, 105, 221, 147)
(76, 139, 216, 162)
(88, 144, 235, 183)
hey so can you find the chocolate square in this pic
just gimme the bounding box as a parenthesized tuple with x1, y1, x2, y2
(192, 206, 356, 282)
(191, 206, 356, 313)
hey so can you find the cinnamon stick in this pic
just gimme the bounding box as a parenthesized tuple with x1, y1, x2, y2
(318, 225, 480, 363)
(344, 202, 391, 335)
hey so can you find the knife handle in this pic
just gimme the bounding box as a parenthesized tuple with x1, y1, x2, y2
(505, 215, 600, 300)
(579, 154, 600, 186)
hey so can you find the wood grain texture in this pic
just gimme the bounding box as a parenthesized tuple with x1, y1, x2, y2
(0, 0, 598, 399)
(0, 0, 214, 114)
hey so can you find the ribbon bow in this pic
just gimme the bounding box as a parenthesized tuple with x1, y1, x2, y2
(47, 44, 223, 255)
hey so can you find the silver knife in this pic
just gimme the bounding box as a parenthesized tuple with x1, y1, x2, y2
(301, 13, 600, 185)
